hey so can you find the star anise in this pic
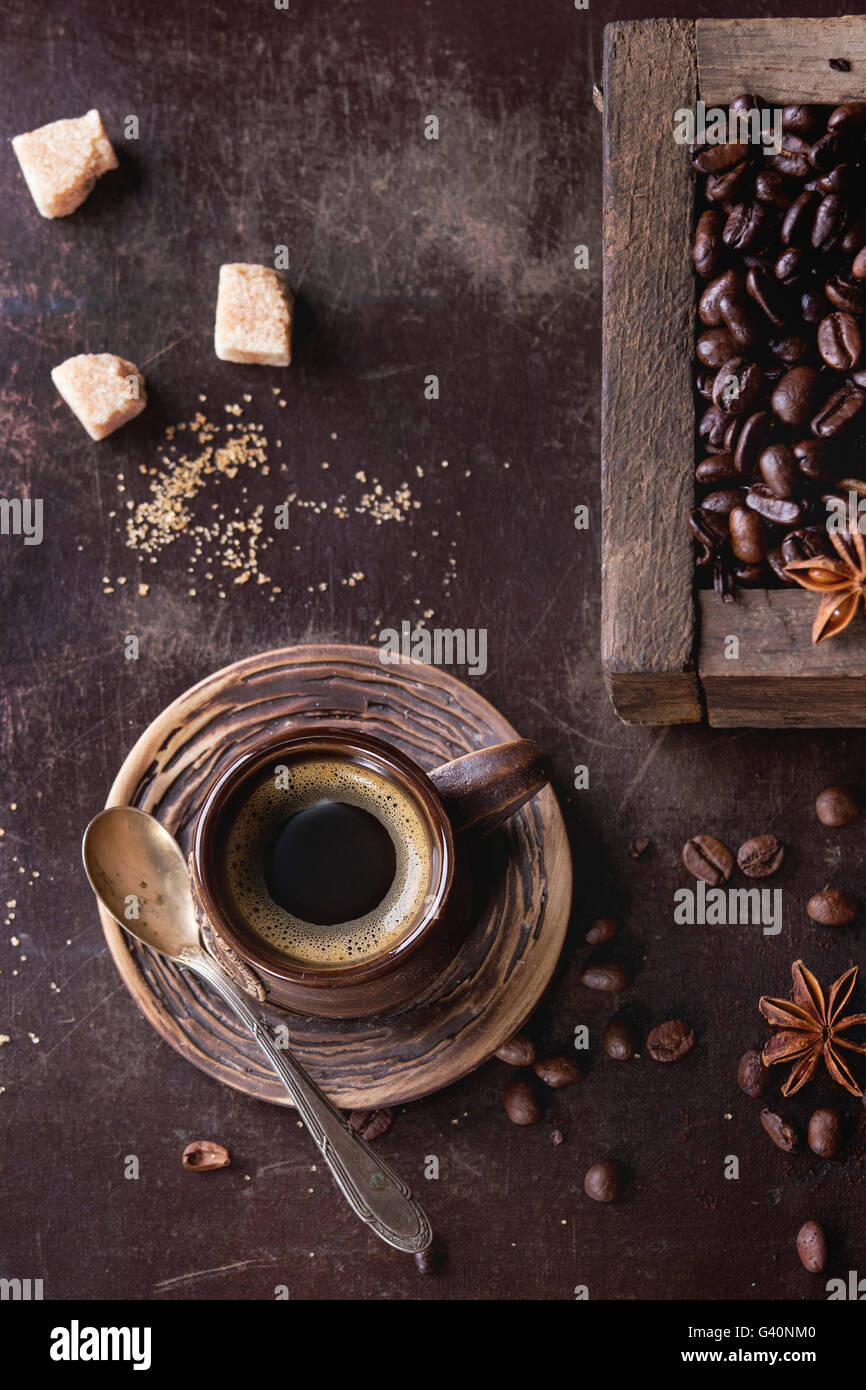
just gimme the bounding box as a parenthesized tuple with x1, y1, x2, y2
(759, 959, 866, 1097)
(783, 527, 866, 643)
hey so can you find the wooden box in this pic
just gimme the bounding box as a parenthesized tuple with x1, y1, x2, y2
(601, 16, 866, 727)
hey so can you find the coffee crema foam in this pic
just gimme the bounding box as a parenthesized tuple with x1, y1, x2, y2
(224, 757, 435, 966)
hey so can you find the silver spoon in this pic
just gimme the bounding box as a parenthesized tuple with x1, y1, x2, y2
(82, 805, 432, 1254)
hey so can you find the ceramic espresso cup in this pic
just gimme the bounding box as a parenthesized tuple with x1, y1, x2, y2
(189, 726, 548, 1018)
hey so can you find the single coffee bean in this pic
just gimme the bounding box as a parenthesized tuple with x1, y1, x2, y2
(775, 247, 808, 286)
(723, 201, 767, 253)
(768, 333, 811, 365)
(853, 245, 866, 280)
(738, 1049, 772, 1098)
(728, 93, 760, 117)
(828, 100, 866, 134)
(781, 525, 833, 564)
(712, 356, 761, 414)
(495, 1033, 536, 1066)
(735, 562, 766, 585)
(585, 917, 617, 944)
(603, 1017, 636, 1061)
(706, 161, 752, 203)
(733, 410, 772, 474)
(815, 784, 861, 826)
(817, 163, 856, 195)
(817, 311, 862, 369)
(809, 132, 844, 172)
(811, 193, 847, 253)
(729, 504, 768, 562)
(771, 366, 821, 425)
(534, 1056, 583, 1089)
(797, 1220, 827, 1274)
(793, 439, 836, 481)
(702, 488, 746, 515)
(760, 1108, 798, 1152)
(504, 1078, 541, 1126)
(801, 287, 831, 324)
(737, 833, 785, 878)
(851, 367, 866, 387)
(808, 1107, 842, 1158)
(579, 961, 631, 993)
(692, 139, 750, 175)
(825, 271, 866, 314)
(758, 443, 798, 497)
(841, 208, 866, 256)
(745, 485, 804, 527)
(696, 454, 738, 486)
(692, 209, 725, 277)
(349, 1108, 393, 1141)
(811, 384, 866, 438)
(414, 1247, 438, 1275)
(682, 834, 734, 884)
(806, 888, 858, 925)
(746, 264, 788, 325)
(719, 292, 759, 350)
(647, 1019, 694, 1063)
(754, 168, 789, 209)
(699, 403, 736, 450)
(699, 268, 742, 325)
(781, 189, 820, 246)
(583, 1159, 622, 1203)
(782, 103, 821, 135)
(182, 1140, 231, 1171)
(767, 132, 813, 179)
(697, 326, 737, 368)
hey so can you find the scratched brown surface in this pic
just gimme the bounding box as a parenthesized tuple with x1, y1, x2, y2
(1, 0, 865, 1302)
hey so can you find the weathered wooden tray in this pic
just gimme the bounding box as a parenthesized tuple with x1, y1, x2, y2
(98, 645, 572, 1109)
(601, 16, 866, 727)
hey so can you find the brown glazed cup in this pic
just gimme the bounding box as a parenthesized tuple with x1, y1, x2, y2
(189, 726, 548, 1019)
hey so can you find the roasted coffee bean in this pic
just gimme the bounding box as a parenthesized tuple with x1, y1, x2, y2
(697, 326, 737, 368)
(746, 264, 788, 325)
(797, 1220, 827, 1274)
(808, 1107, 842, 1159)
(737, 1049, 772, 1098)
(689, 508, 729, 564)
(534, 1056, 583, 1089)
(825, 271, 866, 314)
(782, 104, 821, 135)
(851, 367, 866, 388)
(603, 1018, 635, 1061)
(768, 333, 811, 364)
(579, 961, 631, 993)
(806, 888, 858, 925)
(706, 161, 752, 203)
(817, 311, 862, 369)
(699, 403, 735, 450)
(734, 562, 766, 585)
(692, 209, 725, 277)
(828, 100, 866, 134)
(815, 784, 861, 826)
(585, 917, 618, 944)
(182, 1140, 231, 1171)
(781, 188, 820, 245)
(723, 201, 768, 253)
(737, 833, 785, 877)
(729, 93, 760, 117)
(841, 209, 866, 256)
(745, 485, 804, 526)
(733, 410, 772, 473)
(852, 245, 866, 280)
(793, 438, 835, 480)
(692, 139, 750, 175)
(712, 356, 761, 414)
(754, 168, 789, 209)
(702, 488, 746, 515)
(775, 247, 808, 286)
(730, 504, 768, 561)
(719, 292, 759, 349)
(414, 1247, 439, 1275)
(760, 1108, 798, 1152)
(758, 443, 798, 496)
(699, 269, 742, 325)
(811, 193, 847, 253)
(583, 1159, 622, 1203)
(781, 525, 833, 563)
(817, 163, 856, 195)
(771, 365, 821, 424)
(801, 287, 831, 324)
(495, 1033, 536, 1066)
(696, 453, 738, 486)
(812, 384, 866, 437)
(349, 1108, 393, 1141)
(504, 1078, 541, 1126)
(647, 1019, 695, 1063)
(682, 833, 734, 884)
(767, 132, 813, 180)
(809, 132, 845, 172)
(695, 369, 716, 400)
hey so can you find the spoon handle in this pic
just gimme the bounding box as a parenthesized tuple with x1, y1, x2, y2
(182, 946, 433, 1254)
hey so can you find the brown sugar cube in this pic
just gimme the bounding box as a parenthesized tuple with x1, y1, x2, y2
(214, 264, 293, 366)
(12, 109, 118, 219)
(51, 354, 146, 441)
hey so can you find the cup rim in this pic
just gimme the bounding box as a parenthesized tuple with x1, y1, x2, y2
(191, 726, 456, 989)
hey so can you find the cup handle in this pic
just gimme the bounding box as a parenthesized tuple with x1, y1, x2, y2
(428, 739, 548, 837)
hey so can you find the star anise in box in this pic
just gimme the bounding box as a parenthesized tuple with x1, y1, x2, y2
(783, 528, 866, 644)
(759, 959, 866, 1097)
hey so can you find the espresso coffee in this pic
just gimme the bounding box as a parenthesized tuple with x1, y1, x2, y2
(223, 755, 435, 966)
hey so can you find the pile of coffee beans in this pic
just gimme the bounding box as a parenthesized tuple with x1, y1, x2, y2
(690, 95, 866, 595)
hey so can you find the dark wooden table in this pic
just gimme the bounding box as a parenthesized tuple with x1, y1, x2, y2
(1, 0, 864, 1302)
